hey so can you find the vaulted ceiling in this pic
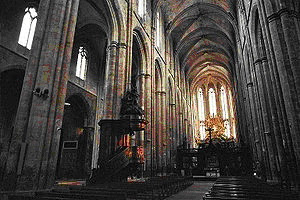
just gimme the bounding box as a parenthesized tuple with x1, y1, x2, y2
(158, 0, 238, 91)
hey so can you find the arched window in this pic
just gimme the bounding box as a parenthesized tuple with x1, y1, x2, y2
(198, 89, 206, 140)
(138, 0, 145, 17)
(220, 86, 229, 119)
(220, 86, 232, 138)
(18, 7, 38, 49)
(209, 88, 217, 117)
(75, 46, 88, 80)
(198, 89, 205, 121)
(224, 121, 231, 138)
(156, 10, 161, 48)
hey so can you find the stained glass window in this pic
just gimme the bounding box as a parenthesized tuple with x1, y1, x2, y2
(209, 88, 217, 117)
(198, 89, 206, 139)
(220, 86, 229, 119)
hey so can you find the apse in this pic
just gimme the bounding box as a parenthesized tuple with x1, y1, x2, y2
(191, 65, 237, 146)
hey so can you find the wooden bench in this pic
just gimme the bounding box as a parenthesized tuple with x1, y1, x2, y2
(35, 190, 127, 200)
(9, 175, 193, 200)
(203, 176, 298, 200)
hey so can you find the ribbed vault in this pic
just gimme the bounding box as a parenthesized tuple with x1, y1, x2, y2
(159, 0, 237, 92)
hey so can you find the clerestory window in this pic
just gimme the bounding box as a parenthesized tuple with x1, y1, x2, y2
(220, 86, 229, 119)
(198, 89, 205, 121)
(138, 0, 146, 17)
(209, 88, 217, 117)
(156, 10, 161, 48)
(18, 7, 38, 49)
(75, 46, 88, 80)
(198, 89, 206, 139)
(220, 86, 231, 137)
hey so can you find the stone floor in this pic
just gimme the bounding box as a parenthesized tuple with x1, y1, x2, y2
(166, 181, 215, 200)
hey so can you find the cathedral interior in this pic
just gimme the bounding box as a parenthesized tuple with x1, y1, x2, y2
(0, 0, 300, 199)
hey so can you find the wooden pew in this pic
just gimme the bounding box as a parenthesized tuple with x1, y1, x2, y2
(203, 176, 298, 200)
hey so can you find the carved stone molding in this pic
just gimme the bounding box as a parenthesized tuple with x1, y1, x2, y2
(107, 41, 127, 51)
(267, 8, 300, 23)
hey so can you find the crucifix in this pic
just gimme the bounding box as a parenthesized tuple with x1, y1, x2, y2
(206, 127, 214, 143)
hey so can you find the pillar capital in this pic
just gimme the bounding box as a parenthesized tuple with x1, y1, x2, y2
(107, 41, 127, 51)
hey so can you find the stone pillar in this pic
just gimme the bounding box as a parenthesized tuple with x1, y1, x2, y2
(259, 0, 300, 188)
(136, 73, 148, 148)
(115, 42, 128, 117)
(175, 95, 181, 146)
(83, 127, 94, 177)
(246, 82, 264, 175)
(278, 6, 300, 105)
(103, 42, 120, 119)
(170, 103, 176, 168)
(3, 0, 79, 190)
(143, 74, 152, 172)
(155, 91, 163, 173)
(243, 47, 266, 174)
(277, 10, 300, 188)
(253, 60, 277, 181)
(160, 91, 167, 173)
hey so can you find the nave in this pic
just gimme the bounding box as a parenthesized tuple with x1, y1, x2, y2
(0, 0, 300, 197)
(7, 177, 299, 200)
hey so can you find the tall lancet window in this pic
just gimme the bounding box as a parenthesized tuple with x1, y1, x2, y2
(209, 88, 217, 117)
(76, 46, 88, 80)
(18, 7, 38, 49)
(138, 0, 145, 17)
(198, 89, 206, 139)
(220, 86, 229, 119)
(156, 10, 161, 48)
(224, 121, 230, 138)
(198, 89, 205, 121)
(221, 86, 230, 137)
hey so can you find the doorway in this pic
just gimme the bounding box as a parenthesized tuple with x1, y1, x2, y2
(56, 95, 90, 179)
(0, 69, 25, 178)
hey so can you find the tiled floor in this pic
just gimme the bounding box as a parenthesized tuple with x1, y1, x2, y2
(166, 181, 214, 200)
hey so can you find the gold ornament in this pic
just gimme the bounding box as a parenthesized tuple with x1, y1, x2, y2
(204, 114, 226, 141)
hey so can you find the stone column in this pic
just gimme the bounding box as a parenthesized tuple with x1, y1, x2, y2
(83, 127, 94, 177)
(155, 91, 163, 173)
(170, 103, 176, 168)
(143, 74, 152, 172)
(102, 42, 120, 119)
(259, 0, 300, 188)
(3, 0, 79, 190)
(278, 6, 300, 106)
(160, 91, 167, 173)
(175, 95, 181, 146)
(243, 47, 266, 172)
(136, 73, 148, 148)
(114, 43, 128, 117)
(253, 59, 277, 181)
(277, 9, 300, 187)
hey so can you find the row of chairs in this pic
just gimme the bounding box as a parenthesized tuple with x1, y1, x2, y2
(203, 176, 299, 200)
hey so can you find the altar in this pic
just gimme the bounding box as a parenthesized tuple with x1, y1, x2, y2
(176, 141, 251, 177)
